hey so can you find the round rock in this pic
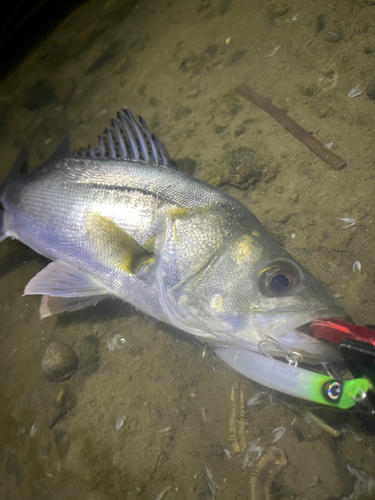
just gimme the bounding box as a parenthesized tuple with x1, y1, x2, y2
(42, 342, 79, 382)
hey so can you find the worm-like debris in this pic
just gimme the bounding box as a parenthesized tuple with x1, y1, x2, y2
(264, 45, 280, 58)
(304, 411, 342, 437)
(249, 447, 287, 500)
(229, 382, 247, 453)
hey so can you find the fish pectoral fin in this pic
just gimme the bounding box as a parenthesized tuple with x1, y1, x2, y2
(86, 212, 153, 274)
(24, 260, 109, 297)
(40, 294, 108, 318)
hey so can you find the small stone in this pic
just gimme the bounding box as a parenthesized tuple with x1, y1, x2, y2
(227, 147, 265, 189)
(290, 192, 299, 203)
(188, 89, 199, 98)
(366, 80, 375, 100)
(325, 31, 341, 42)
(42, 342, 79, 382)
(317, 108, 328, 118)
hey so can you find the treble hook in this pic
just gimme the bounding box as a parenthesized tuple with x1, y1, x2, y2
(258, 335, 303, 367)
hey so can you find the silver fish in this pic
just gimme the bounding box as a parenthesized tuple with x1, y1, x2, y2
(0, 108, 344, 371)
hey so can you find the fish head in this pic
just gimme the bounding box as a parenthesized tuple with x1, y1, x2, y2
(157, 208, 345, 362)
(204, 231, 346, 362)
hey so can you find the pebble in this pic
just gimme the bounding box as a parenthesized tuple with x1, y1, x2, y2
(228, 147, 265, 189)
(325, 31, 341, 42)
(290, 192, 299, 203)
(188, 89, 199, 98)
(42, 341, 79, 382)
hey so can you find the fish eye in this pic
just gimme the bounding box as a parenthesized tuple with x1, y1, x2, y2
(269, 273, 290, 292)
(259, 261, 301, 296)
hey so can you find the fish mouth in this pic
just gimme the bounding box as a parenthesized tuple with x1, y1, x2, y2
(252, 304, 347, 337)
(251, 305, 348, 364)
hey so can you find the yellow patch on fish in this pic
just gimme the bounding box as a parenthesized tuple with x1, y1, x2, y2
(233, 234, 257, 264)
(86, 212, 153, 274)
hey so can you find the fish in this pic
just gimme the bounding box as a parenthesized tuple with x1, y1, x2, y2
(0, 108, 346, 387)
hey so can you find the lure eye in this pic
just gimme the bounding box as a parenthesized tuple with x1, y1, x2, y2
(325, 380, 342, 402)
(259, 261, 300, 296)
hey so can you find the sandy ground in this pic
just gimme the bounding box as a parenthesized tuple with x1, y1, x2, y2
(1, 0, 375, 499)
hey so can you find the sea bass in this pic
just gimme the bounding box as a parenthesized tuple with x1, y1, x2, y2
(0, 108, 347, 394)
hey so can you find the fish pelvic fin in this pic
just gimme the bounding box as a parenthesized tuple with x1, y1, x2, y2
(86, 212, 154, 274)
(24, 260, 110, 318)
(71, 108, 173, 167)
(24, 261, 109, 298)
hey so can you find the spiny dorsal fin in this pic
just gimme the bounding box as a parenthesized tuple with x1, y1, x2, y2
(72, 108, 172, 167)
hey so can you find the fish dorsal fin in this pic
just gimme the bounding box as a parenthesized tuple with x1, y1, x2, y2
(86, 212, 153, 274)
(39, 135, 72, 168)
(72, 108, 172, 167)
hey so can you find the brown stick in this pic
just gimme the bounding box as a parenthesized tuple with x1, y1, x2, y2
(237, 83, 346, 170)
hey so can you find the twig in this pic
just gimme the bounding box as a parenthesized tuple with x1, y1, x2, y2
(237, 83, 346, 170)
